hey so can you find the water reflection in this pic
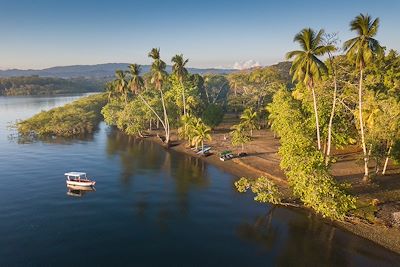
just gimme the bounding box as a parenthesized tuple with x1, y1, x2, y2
(106, 130, 166, 184)
(237, 207, 399, 266)
(106, 129, 211, 228)
(66, 185, 96, 197)
(105, 129, 210, 191)
(237, 207, 279, 250)
(11, 132, 96, 145)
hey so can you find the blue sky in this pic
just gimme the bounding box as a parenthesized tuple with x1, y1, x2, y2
(0, 0, 399, 69)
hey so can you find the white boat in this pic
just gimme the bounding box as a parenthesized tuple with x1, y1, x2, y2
(65, 172, 96, 187)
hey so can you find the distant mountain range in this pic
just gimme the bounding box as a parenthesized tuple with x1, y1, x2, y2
(0, 63, 235, 79)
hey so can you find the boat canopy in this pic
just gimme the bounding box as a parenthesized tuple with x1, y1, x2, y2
(64, 172, 87, 177)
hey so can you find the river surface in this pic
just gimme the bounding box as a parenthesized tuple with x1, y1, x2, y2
(0, 94, 399, 266)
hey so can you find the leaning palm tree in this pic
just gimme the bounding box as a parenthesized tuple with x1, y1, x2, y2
(127, 63, 166, 132)
(172, 54, 189, 115)
(286, 28, 335, 150)
(148, 48, 170, 145)
(192, 119, 212, 153)
(240, 108, 257, 136)
(114, 70, 128, 104)
(343, 14, 383, 181)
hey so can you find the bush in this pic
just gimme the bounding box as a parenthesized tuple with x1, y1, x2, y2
(202, 104, 224, 127)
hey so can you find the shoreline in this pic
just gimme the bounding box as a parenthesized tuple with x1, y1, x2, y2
(146, 134, 400, 255)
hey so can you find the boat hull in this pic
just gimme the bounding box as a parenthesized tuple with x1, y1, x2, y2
(66, 180, 96, 187)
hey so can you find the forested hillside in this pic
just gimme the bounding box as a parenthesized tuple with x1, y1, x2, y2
(0, 76, 104, 96)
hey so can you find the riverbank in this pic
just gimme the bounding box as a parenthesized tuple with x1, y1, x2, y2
(146, 121, 400, 255)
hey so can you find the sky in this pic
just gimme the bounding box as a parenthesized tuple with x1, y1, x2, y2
(0, 0, 399, 70)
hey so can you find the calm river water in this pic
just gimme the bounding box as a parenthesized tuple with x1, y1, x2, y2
(0, 95, 399, 266)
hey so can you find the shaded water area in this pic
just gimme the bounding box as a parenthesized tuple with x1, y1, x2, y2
(0, 95, 399, 266)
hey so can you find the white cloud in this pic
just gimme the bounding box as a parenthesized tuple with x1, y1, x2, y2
(232, 60, 261, 70)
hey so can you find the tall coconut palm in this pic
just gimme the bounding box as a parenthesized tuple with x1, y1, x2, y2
(127, 63, 166, 131)
(172, 54, 189, 115)
(114, 70, 128, 104)
(240, 108, 257, 136)
(148, 48, 170, 144)
(286, 28, 335, 150)
(127, 64, 144, 94)
(343, 14, 383, 181)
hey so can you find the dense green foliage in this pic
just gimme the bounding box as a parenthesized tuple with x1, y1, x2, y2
(0, 76, 104, 96)
(267, 89, 356, 219)
(227, 65, 289, 113)
(17, 93, 107, 137)
(235, 177, 282, 205)
(246, 14, 400, 219)
(202, 104, 224, 127)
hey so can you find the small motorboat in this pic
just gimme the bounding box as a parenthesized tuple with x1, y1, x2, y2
(196, 147, 211, 155)
(65, 172, 96, 187)
(191, 145, 210, 152)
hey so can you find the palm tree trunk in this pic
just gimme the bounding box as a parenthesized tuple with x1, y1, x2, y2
(180, 79, 186, 115)
(358, 68, 369, 181)
(159, 89, 170, 144)
(382, 142, 392, 175)
(138, 94, 166, 130)
(326, 75, 337, 165)
(311, 85, 322, 150)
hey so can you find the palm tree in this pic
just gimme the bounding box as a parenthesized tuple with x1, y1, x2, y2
(127, 64, 144, 95)
(148, 48, 170, 144)
(343, 14, 383, 181)
(286, 28, 335, 150)
(192, 119, 212, 153)
(172, 54, 189, 115)
(105, 81, 116, 102)
(240, 108, 257, 136)
(230, 123, 250, 151)
(114, 70, 128, 104)
(178, 114, 198, 146)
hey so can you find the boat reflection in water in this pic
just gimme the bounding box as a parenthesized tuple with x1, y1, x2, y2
(66, 185, 96, 197)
